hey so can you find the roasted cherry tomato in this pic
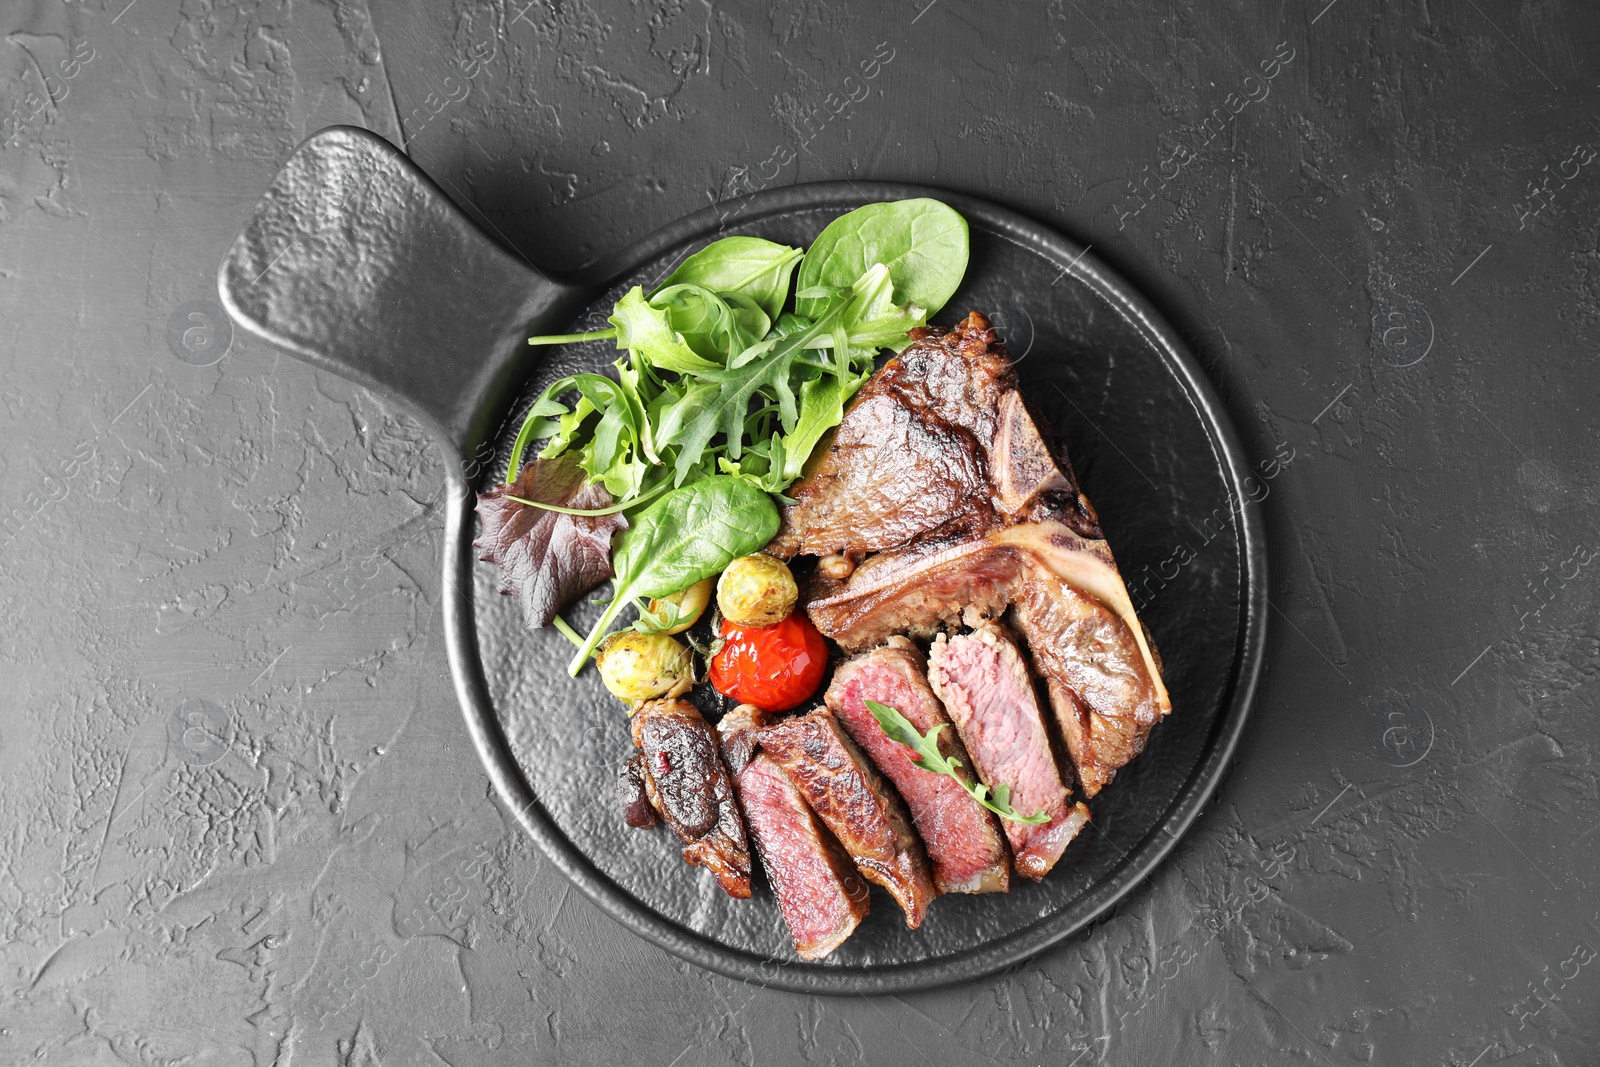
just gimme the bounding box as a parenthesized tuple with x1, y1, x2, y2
(708, 612, 827, 711)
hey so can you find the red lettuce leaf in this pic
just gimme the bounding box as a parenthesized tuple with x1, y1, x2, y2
(474, 455, 628, 629)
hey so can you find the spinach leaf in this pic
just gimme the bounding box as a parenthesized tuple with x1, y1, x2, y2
(613, 477, 778, 599)
(568, 475, 779, 674)
(795, 199, 969, 320)
(661, 236, 803, 322)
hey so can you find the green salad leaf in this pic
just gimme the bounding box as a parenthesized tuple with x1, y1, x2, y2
(649, 285, 770, 364)
(608, 287, 723, 374)
(569, 476, 778, 673)
(865, 699, 1051, 825)
(796, 199, 969, 320)
(660, 236, 803, 322)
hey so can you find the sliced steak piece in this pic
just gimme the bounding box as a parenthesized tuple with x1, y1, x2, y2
(736, 755, 871, 960)
(928, 621, 1090, 879)
(618, 753, 659, 829)
(1010, 556, 1165, 798)
(805, 520, 1168, 797)
(715, 705, 870, 958)
(631, 698, 751, 899)
(826, 638, 1010, 895)
(758, 709, 937, 928)
(804, 534, 1016, 651)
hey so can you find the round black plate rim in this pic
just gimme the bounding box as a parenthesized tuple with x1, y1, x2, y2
(440, 180, 1269, 996)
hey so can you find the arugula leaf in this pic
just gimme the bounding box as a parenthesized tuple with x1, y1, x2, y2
(652, 306, 840, 484)
(865, 700, 1051, 825)
(651, 263, 921, 485)
(608, 287, 722, 374)
(661, 236, 803, 322)
(569, 476, 778, 673)
(630, 597, 686, 635)
(796, 199, 969, 320)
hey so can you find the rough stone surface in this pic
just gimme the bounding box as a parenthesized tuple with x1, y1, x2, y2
(2, 0, 1598, 1064)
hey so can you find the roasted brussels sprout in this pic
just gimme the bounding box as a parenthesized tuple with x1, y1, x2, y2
(596, 630, 693, 704)
(716, 553, 798, 627)
(644, 577, 714, 635)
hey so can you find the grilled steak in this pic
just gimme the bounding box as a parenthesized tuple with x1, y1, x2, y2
(771, 314, 1099, 559)
(759, 709, 937, 928)
(826, 638, 1010, 894)
(782, 311, 1170, 797)
(737, 755, 871, 959)
(928, 621, 1089, 878)
(617, 753, 659, 829)
(766, 388, 994, 559)
(766, 321, 1007, 558)
(631, 699, 751, 898)
(715, 704, 869, 959)
(1009, 553, 1166, 798)
(716, 703, 774, 776)
(808, 522, 1166, 796)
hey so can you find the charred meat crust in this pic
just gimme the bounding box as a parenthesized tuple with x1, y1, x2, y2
(715, 703, 774, 777)
(767, 384, 995, 560)
(768, 314, 1008, 560)
(618, 753, 660, 829)
(770, 313, 1100, 560)
(758, 708, 937, 928)
(631, 699, 752, 899)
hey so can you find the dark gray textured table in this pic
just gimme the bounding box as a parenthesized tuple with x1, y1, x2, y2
(3, 1, 1597, 1064)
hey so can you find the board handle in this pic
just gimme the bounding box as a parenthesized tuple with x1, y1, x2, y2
(217, 125, 586, 471)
